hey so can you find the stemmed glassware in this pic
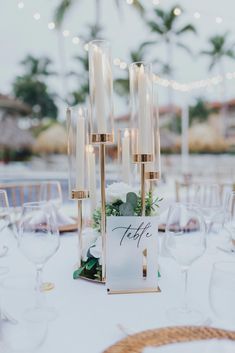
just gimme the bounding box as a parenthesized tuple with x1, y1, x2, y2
(39, 181, 63, 209)
(209, 261, 235, 326)
(18, 201, 60, 321)
(165, 202, 206, 324)
(0, 190, 11, 275)
(193, 183, 223, 235)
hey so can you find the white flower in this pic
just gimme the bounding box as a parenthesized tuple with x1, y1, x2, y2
(89, 236, 102, 264)
(106, 182, 137, 204)
(81, 228, 99, 261)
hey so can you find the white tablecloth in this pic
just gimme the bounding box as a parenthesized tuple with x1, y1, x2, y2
(0, 227, 234, 353)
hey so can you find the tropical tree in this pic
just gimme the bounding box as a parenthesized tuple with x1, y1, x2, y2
(201, 33, 235, 73)
(201, 32, 235, 135)
(189, 98, 215, 125)
(142, 5, 196, 106)
(13, 55, 58, 119)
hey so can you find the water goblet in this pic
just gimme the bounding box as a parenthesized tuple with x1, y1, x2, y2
(18, 201, 60, 321)
(209, 261, 235, 327)
(165, 202, 206, 324)
(0, 190, 11, 275)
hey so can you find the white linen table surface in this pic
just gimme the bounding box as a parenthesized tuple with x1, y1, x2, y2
(0, 226, 234, 353)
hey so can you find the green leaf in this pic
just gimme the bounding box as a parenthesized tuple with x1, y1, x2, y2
(85, 258, 98, 270)
(126, 192, 138, 208)
(119, 203, 134, 216)
(73, 266, 85, 279)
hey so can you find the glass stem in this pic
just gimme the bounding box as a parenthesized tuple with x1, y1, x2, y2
(182, 268, 189, 312)
(35, 264, 44, 308)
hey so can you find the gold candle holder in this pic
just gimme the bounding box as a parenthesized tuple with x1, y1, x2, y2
(90, 133, 114, 282)
(71, 190, 89, 268)
(66, 106, 90, 269)
(133, 154, 154, 216)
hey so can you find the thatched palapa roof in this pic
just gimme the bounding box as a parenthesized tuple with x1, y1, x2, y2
(34, 124, 67, 154)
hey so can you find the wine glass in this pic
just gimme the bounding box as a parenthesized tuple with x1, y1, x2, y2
(193, 183, 222, 233)
(209, 261, 235, 326)
(219, 192, 235, 253)
(165, 202, 206, 324)
(0, 190, 11, 275)
(39, 181, 62, 291)
(0, 274, 48, 352)
(18, 201, 60, 321)
(39, 181, 62, 209)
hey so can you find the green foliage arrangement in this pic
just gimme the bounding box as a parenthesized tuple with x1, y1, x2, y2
(73, 191, 162, 281)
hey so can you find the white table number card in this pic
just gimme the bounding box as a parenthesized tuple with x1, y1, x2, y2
(106, 216, 160, 294)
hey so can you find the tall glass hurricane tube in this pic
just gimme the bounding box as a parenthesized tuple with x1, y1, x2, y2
(88, 40, 114, 140)
(129, 62, 154, 157)
(66, 106, 89, 198)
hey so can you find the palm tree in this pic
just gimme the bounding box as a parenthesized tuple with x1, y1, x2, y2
(142, 5, 196, 106)
(13, 55, 58, 119)
(201, 32, 235, 135)
(20, 55, 56, 79)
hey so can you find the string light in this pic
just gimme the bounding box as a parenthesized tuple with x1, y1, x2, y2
(17, 1, 24, 9)
(62, 29, 70, 37)
(194, 12, 201, 19)
(15, 2, 235, 92)
(72, 36, 80, 44)
(120, 62, 127, 70)
(114, 58, 121, 66)
(48, 22, 55, 30)
(84, 43, 89, 51)
(173, 7, 182, 16)
(33, 12, 41, 21)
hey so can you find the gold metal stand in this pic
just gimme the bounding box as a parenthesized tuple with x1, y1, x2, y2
(100, 143, 106, 282)
(90, 132, 114, 283)
(71, 190, 89, 268)
(140, 163, 146, 216)
(133, 154, 154, 217)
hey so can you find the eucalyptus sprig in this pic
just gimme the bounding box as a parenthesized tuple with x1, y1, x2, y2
(92, 191, 162, 233)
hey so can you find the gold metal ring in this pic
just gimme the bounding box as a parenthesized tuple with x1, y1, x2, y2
(145, 171, 160, 180)
(71, 190, 90, 199)
(90, 133, 114, 144)
(133, 154, 154, 163)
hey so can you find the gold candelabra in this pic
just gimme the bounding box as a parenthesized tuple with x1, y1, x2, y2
(133, 154, 154, 216)
(90, 132, 114, 282)
(71, 190, 89, 268)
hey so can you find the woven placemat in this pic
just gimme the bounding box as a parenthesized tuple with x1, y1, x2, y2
(103, 326, 235, 353)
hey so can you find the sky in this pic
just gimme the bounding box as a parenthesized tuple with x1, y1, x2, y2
(1, 0, 235, 118)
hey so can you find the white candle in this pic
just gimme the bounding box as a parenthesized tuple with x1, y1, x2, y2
(76, 109, 85, 189)
(122, 129, 131, 184)
(87, 145, 97, 213)
(93, 46, 107, 133)
(138, 65, 151, 154)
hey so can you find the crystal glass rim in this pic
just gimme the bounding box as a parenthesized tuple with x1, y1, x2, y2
(129, 61, 152, 70)
(88, 39, 110, 48)
(212, 261, 235, 275)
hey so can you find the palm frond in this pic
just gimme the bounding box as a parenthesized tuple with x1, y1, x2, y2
(140, 40, 158, 50)
(147, 20, 164, 34)
(54, 0, 77, 27)
(176, 24, 197, 36)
